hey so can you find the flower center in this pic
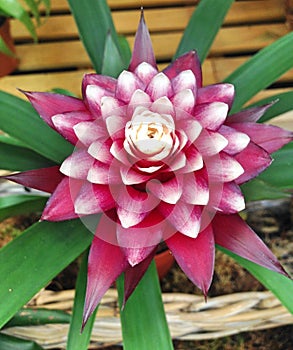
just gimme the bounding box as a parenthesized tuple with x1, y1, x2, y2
(124, 106, 175, 161)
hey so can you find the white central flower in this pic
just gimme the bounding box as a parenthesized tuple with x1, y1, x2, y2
(124, 106, 176, 162)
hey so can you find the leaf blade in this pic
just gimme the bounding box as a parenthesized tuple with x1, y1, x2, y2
(0, 220, 92, 328)
(225, 31, 293, 113)
(117, 261, 174, 350)
(174, 0, 234, 62)
(0, 91, 73, 163)
(67, 248, 97, 350)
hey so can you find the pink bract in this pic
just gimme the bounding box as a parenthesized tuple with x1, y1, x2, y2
(6, 12, 292, 326)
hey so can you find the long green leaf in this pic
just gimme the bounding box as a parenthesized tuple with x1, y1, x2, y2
(0, 220, 92, 328)
(101, 32, 128, 78)
(0, 136, 55, 171)
(117, 261, 173, 350)
(0, 0, 37, 41)
(241, 178, 291, 202)
(0, 195, 47, 222)
(0, 91, 73, 163)
(0, 36, 15, 56)
(67, 248, 97, 350)
(255, 142, 293, 189)
(225, 31, 293, 113)
(218, 246, 293, 314)
(174, 0, 234, 62)
(0, 333, 43, 350)
(4, 308, 71, 328)
(247, 91, 293, 123)
(67, 0, 119, 73)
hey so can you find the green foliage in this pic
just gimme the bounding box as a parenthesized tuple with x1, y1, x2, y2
(117, 261, 174, 350)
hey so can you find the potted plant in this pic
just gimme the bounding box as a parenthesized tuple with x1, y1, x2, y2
(0, 0, 292, 349)
(0, 0, 50, 76)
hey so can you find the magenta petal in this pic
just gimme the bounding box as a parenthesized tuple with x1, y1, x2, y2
(230, 122, 293, 154)
(88, 160, 121, 184)
(41, 177, 81, 221)
(208, 153, 244, 182)
(52, 111, 93, 145)
(213, 213, 288, 276)
(128, 10, 157, 72)
(194, 102, 228, 131)
(3, 166, 63, 193)
(181, 170, 209, 205)
(116, 71, 144, 103)
(177, 119, 202, 143)
(146, 72, 173, 100)
(216, 182, 245, 214)
(116, 185, 157, 212)
(197, 83, 235, 108)
(218, 125, 250, 155)
(159, 201, 201, 238)
(134, 63, 158, 86)
(120, 166, 150, 185)
(85, 85, 114, 118)
(22, 91, 86, 128)
(117, 219, 163, 265)
(74, 182, 116, 215)
(166, 225, 215, 295)
(147, 176, 183, 204)
(171, 70, 196, 94)
(194, 129, 228, 156)
(88, 138, 113, 164)
(234, 142, 272, 184)
(183, 144, 204, 172)
(123, 248, 156, 305)
(60, 150, 94, 179)
(83, 217, 128, 326)
(73, 120, 107, 147)
(163, 51, 202, 89)
(106, 116, 126, 141)
(117, 207, 147, 228)
(82, 73, 117, 98)
(227, 103, 274, 123)
(172, 89, 195, 116)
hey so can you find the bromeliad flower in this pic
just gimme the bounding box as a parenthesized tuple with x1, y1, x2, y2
(6, 13, 292, 325)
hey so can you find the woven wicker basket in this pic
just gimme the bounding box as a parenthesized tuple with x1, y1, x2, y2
(2, 288, 292, 349)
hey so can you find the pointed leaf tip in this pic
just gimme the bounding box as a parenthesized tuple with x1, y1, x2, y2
(128, 9, 157, 72)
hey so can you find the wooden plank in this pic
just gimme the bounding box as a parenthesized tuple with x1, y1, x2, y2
(47, 0, 198, 12)
(211, 56, 293, 83)
(12, 0, 285, 41)
(13, 23, 288, 72)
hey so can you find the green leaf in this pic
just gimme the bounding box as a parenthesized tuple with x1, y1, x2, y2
(218, 246, 293, 314)
(67, 0, 119, 73)
(0, 135, 56, 171)
(23, 0, 41, 26)
(4, 308, 71, 328)
(174, 0, 234, 62)
(0, 195, 47, 222)
(0, 36, 16, 56)
(117, 261, 173, 350)
(225, 31, 293, 113)
(0, 220, 92, 328)
(256, 142, 293, 190)
(0, 0, 37, 41)
(67, 248, 97, 350)
(247, 91, 293, 123)
(0, 333, 44, 350)
(101, 32, 128, 78)
(241, 178, 291, 202)
(0, 91, 73, 163)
